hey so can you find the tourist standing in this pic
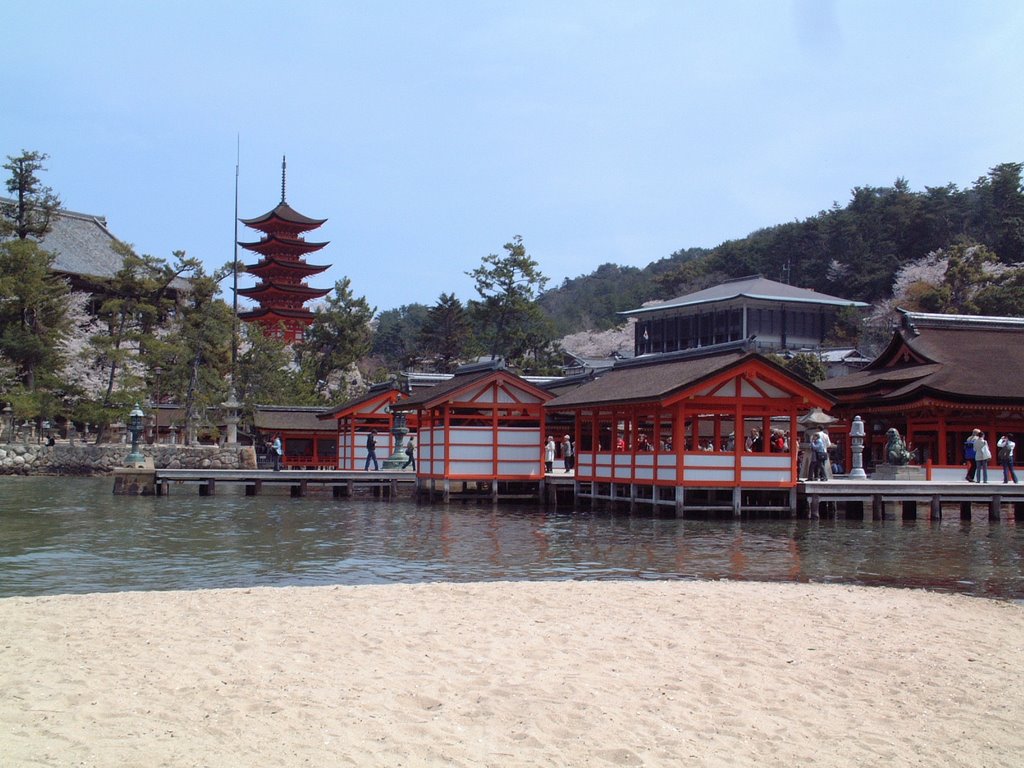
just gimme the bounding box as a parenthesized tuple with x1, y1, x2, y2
(561, 434, 574, 472)
(809, 431, 829, 481)
(544, 436, 555, 473)
(271, 434, 283, 471)
(964, 430, 977, 482)
(403, 436, 416, 471)
(997, 434, 1018, 483)
(973, 430, 991, 483)
(819, 428, 833, 479)
(364, 431, 379, 471)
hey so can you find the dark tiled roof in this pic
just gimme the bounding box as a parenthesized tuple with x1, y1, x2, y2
(396, 369, 552, 410)
(819, 324, 1024, 402)
(396, 369, 504, 409)
(547, 349, 765, 408)
(253, 406, 335, 432)
(3, 198, 190, 292)
(27, 204, 121, 280)
(240, 202, 326, 229)
(621, 275, 868, 316)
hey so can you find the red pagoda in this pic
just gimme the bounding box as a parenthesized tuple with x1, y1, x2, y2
(237, 157, 331, 343)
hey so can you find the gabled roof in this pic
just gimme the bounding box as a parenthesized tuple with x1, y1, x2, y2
(620, 275, 868, 317)
(819, 311, 1024, 403)
(546, 347, 833, 409)
(395, 365, 553, 411)
(318, 382, 402, 420)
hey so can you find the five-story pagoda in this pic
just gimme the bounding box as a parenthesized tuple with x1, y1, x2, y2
(237, 157, 331, 343)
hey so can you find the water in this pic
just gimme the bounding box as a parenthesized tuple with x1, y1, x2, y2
(1, 477, 1022, 600)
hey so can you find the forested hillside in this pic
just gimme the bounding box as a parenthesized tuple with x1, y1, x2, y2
(539, 162, 1024, 334)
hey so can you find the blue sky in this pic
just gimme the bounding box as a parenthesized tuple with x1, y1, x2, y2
(4, 1, 1022, 314)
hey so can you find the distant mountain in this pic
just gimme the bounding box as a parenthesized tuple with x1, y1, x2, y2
(538, 248, 709, 336)
(539, 162, 1024, 336)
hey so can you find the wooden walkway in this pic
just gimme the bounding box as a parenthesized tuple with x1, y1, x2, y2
(150, 468, 1024, 520)
(155, 468, 417, 498)
(801, 478, 1024, 520)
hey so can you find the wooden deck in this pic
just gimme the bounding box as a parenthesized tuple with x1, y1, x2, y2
(149, 468, 1024, 520)
(155, 468, 417, 498)
(801, 478, 1024, 520)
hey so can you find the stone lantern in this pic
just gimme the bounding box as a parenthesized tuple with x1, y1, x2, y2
(125, 403, 146, 467)
(381, 407, 410, 470)
(222, 388, 241, 446)
(849, 415, 867, 479)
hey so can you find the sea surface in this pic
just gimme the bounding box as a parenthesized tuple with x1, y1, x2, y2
(1, 477, 1022, 600)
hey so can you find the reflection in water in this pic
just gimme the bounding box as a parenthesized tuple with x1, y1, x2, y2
(0, 477, 1021, 599)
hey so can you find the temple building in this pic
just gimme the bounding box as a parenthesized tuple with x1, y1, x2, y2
(621, 275, 868, 357)
(237, 158, 331, 343)
(819, 310, 1024, 475)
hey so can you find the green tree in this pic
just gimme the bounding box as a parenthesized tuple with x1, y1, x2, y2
(0, 238, 71, 392)
(975, 268, 1024, 316)
(1, 150, 61, 240)
(296, 277, 375, 399)
(90, 246, 197, 408)
(174, 266, 234, 440)
(235, 323, 300, 422)
(467, 235, 553, 366)
(784, 352, 827, 383)
(418, 292, 473, 372)
(371, 303, 429, 372)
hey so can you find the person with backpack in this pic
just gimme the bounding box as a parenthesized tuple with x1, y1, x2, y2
(364, 431, 379, 471)
(809, 431, 829, 481)
(964, 431, 977, 482)
(997, 434, 1018, 484)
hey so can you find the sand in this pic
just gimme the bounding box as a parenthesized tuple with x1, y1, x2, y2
(1, 581, 1021, 767)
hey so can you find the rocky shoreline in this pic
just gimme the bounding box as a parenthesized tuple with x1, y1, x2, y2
(0, 443, 256, 475)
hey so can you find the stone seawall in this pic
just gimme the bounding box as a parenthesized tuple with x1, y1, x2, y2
(0, 444, 258, 475)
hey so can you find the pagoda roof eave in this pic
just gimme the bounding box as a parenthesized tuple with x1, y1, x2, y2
(239, 202, 326, 230)
(237, 282, 331, 299)
(238, 306, 316, 321)
(239, 237, 330, 253)
(244, 257, 331, 274)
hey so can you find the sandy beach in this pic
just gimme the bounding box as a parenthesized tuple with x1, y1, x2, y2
(1, 581, 1021, 767)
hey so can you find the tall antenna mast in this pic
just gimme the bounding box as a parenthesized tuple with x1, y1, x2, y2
(232, 136, 241, 376)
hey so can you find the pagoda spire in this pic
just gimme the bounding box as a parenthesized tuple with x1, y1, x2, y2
(281, 155, 287, 203)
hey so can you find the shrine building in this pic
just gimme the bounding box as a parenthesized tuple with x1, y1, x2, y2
(393, 361, 554, 501)
(317, 381, 418, 470)
(818, 310, 1024, 478)
(544, 343, 834, 515)
(237, 158, 330, 343)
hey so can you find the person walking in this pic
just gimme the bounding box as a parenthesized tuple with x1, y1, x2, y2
(561, 434, 574, 472)
(973, 430, 991, 483)
(364, 431, 379, 471)
(271, 434, 283, 471)
(402, 436, 416, 471)
(544, 436, 555, 473)
(997, 434, 1018, 483)
(964, 430, 978, 481)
